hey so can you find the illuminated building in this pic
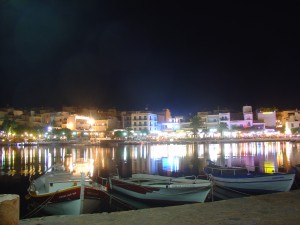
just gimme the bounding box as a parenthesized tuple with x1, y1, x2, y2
(131, 111, 158, 132)
(257, 110, 276, 129)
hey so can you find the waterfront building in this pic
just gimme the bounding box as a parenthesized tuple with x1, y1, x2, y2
(130, 111, 158, 133)
(121, 110, 164, 134)
(160, 116, 185, 131)
(257, 110, 276, 129)
(2, 105, 300, 141)
(197, 106, 266, 136)
(121, 111, 132, 130)
(280, 109, 300, 134)
(66, 115, 93, 131)
(49, 111, 70, 129)
(91, 119, 108, 132)
(285, 120, 300, 135)
(157, 108, 172, 123)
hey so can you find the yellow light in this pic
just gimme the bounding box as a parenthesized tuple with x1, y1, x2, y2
(264, 161, 275, 173)
(88, 118, 95, 125)
(67, 122, 74, 130)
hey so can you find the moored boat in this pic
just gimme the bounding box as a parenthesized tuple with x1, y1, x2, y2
(26, 164, 110, 216)
(109, 173, 212, 206)
(204, 160, 296, 195)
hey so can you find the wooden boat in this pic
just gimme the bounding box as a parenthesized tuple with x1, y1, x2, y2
(109, 173, 212, 206)
(204, 160, 296, 195)
(26, 164, 110, 216)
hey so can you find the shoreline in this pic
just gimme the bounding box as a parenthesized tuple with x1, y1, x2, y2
(1, 137, 300, 147)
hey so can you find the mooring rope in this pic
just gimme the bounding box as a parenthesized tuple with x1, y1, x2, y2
(22, 190, 58, 219)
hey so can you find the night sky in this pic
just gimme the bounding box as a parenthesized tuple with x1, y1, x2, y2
(1, 1, 299, 115)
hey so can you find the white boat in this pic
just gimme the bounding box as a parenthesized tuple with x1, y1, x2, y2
(26, 164, 110, 216)
(109, 173, 212, 205)
(204, 161, 296, 194)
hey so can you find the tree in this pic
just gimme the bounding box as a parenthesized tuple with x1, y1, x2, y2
(125, 127, 134, 139)
(218, 122, 228, 137)
(276, 125, 285, 134)
(52, 128, 72, 140)
(0, 116, 18, 134)
(201, 128, 209, 138)
(113, 130, 127, 139)
(190, 116, 203, 138)
(141, 128, 149, 135)
(291, 127, 300, 134)
(231, 125, 242, 131)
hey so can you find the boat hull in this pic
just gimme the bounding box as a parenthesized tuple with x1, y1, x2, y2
(33, 198, 101, 215)
(210, 173, 295, 194)
(111, 177, 211, 205)
(27, 186, 108, 215)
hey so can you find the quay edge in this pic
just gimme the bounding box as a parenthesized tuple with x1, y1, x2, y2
(20, 189, 300, 225)
(1, 137, 300, 147)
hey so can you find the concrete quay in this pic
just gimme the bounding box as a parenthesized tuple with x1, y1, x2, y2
(20, 189, 300, 225)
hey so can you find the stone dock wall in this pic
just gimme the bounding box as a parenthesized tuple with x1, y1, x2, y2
(20, 189, 300, 225)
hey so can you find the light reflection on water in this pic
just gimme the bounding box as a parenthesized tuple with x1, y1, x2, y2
(1, 141, 300, 177)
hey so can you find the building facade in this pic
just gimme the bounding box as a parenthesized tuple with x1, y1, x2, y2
(130, 111, 158, 132)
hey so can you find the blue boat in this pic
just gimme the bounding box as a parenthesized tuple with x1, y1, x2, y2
(204, 160, 296, 195)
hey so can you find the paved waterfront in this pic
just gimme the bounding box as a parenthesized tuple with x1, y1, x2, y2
(20, 189, 300, 225)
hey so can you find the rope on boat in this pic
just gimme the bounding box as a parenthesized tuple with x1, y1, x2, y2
(21, 191, 58, 219)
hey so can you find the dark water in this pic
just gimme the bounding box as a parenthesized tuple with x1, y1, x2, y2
(1, 141, 300, 218)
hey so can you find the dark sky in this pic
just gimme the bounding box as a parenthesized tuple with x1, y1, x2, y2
(1, 1, 299, 115)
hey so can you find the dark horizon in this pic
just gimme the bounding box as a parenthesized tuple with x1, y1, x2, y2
(1, 1, 299, 115)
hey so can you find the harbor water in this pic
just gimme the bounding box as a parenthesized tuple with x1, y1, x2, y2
(1, 140, 300, 219)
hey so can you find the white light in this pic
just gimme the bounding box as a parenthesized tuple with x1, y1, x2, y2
(48, 126, 52, 132)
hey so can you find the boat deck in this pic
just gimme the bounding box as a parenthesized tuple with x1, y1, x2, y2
(117, 174, 211, 188)
(21, 189, 300, 225)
